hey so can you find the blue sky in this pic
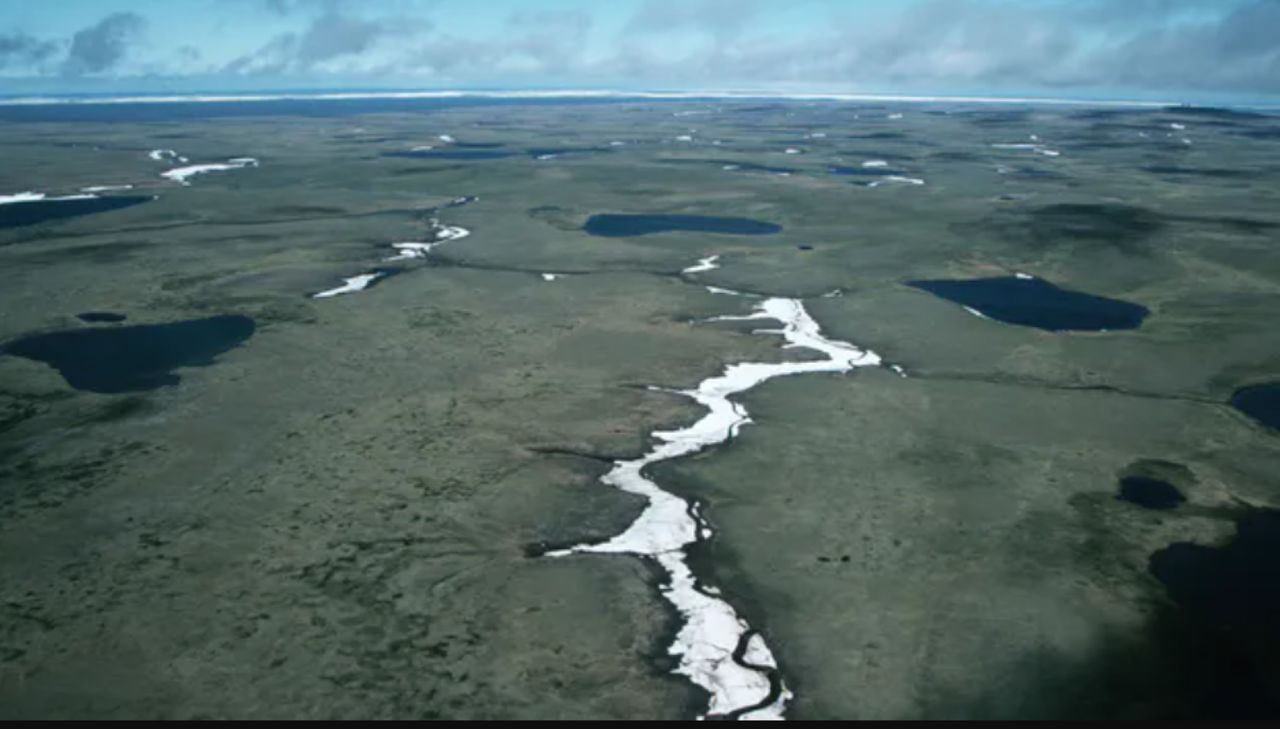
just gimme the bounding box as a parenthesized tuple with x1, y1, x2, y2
(2, 0, 1278, 101)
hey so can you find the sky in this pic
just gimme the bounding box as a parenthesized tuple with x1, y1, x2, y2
(1, 0, 1279, 102)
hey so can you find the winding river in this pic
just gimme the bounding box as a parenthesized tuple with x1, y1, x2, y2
(550, 293, 885, 720)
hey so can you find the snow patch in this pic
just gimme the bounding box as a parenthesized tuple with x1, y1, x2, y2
(992, 142, 1060, 158)
(161, 157, 259, 185)
(0, 191, 48, 205)
(313, 273, 386, 300)
(706, 286, 747, 297)
(0, 191, 98, 205)
(683, 256, 722, 275)
(867, 176, 925, 188)
(80, 184, 135, 193)
(148, 149, 188, 163)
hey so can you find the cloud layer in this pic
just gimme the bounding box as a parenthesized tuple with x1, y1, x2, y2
(60, 12, 147, 76)
(4, 0, 1279, 99)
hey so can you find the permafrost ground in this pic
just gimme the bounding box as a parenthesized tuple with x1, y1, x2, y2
(1, 97, 1278, 719)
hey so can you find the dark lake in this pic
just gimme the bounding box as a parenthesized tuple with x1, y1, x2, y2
(384, 150, 517, 161)
(721, 162, 796, 174)
(0, 196, 152, 230)
(907, 276, 1149, 332)
(828, 165, 903, 177)
(1003, 167, 1066, 180)
(1142, 165, 1248, 179)
(77, 312, 128, 323)
(583, 214, 782, 237)
(1118, 476, 1186, 510)
(1232, 384, 1280, 431)
(1, 315, 255, 394)
(1148, 509, 1280, 717)
(529, 147, 600, 158)
(664, 159, 797, 174)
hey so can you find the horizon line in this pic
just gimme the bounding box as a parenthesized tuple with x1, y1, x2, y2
(0, 88, 1198, 109)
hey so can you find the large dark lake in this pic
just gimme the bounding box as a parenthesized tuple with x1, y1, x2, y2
(0, 196, 152, 231)
(908, 276, 1149, 332)
(2, 315, 255, 393)
(1232, 384, 1280, 431)
(583, 214, 782, 237)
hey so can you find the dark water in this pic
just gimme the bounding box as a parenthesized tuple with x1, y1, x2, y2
(1003, 166, 1066, 180)
(0, 196, 152, 230)
(1184, 214, 1278, 234)
(848, 131, 907, 140)
(1143, 165, 1249, 179)
(76, 312, 128, 323)
(1232, 384, 1280, 431)
(1, 315, 255, 394)
(529, 147, 600, 158)
(961, 110, 1033, 126)
(1118, 476, 1186, 510)
(842, 150, 915, 161)
(907, 276, 1149, 332)
(720, 162, 797, 174)
(384, 149, 516, 161)
(1148, 509, 1280, 717)
(368, 266, 402, 282)
(1166, 105, 1270, 121)
(1238, 127, 1280, 141)
(583, 214, 782, 237)
(828, 165, 904, 177)
(663, 159, 797, 175)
